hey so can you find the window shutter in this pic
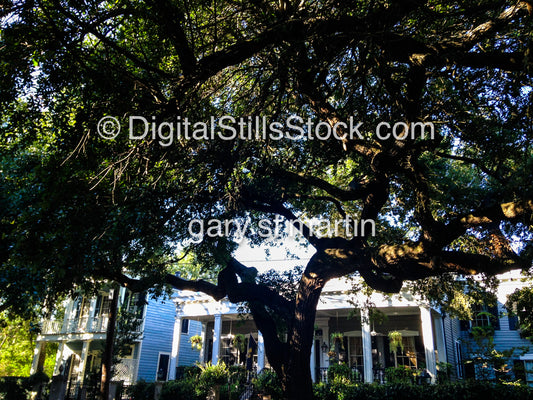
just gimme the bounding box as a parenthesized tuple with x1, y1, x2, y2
(489, 305, 500, 330)
(508, 314, 519, 330)
(459, 320, 470, 331)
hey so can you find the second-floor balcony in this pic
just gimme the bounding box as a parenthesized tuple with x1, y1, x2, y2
(40, 316, 143, 336)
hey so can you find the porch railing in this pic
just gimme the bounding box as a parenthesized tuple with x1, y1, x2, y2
(114, 358, 139, 385)
(40, 319, 63, 335)
(317, 366, 364, 383)
(40, 316, 142, 335)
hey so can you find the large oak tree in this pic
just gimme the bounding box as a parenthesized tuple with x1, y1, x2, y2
(1, 1, 533, 398)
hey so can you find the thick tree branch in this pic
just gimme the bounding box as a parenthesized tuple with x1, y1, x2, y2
(51, 1, 174, 78)
(241, 195, 322, 247)
(456, 199, 533, 229)
(292, 194, 347, 218)
(111, 258, 293, 318)
(275, 170, 377, 201)
(436, 151, 505, 182)
(148, 0, 197, 75)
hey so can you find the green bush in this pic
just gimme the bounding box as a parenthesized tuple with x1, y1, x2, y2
(197, 361, 230, 397)
(311, 381, 533, 400)
(175, 365, 202, 380)
(0, 377, 29, 400)
(160, 378, 199, 400)
(253, 369, 283, 400)
(437, 362, 453, 383)
(161, 363, 248, 400)
(313, 382, 329, 400)
(219, 382, 245, 400)
(327, 363, 352, 383)
(126, 379, 156, 400)
(228, 364, 247, 386)
(385, 366, 414, 384)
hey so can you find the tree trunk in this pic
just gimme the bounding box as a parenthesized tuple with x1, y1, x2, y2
(100, 285, 119, 400)
(282, 272, 325, 400)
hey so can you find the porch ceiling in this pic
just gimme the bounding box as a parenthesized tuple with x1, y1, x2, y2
(186, 306, 421, 323)
(316, 306, 421, 319)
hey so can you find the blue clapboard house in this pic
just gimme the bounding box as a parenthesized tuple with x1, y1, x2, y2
(33, 287, 202, 399)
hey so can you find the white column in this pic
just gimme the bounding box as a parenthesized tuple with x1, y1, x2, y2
(85, 298, 97, 332)
(420, 306, 437, 382)
(321, 325, 329, 369)
(53, 342, 66, 375)
(361, 308, 373, 383)
(168, 316, 182, 380)
(119, 287, 127, 306)
(212, 314, 222, 364)
(199, 322, 207, 363)
(30, 341, 45, 375)
(433, 314, 447, 364)
(78, 340, 91, 385)
(257, 331, 265, 373)
(62, 299, 74, 333)
(310, 338, 316, 382)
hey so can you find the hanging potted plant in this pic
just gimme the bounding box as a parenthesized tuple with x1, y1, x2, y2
(388, 331, 404, 353)
(232, 333, 246, 354)
(190, 335, 203, 350)
(330, 332, 344, 349)
(330, 332, 345, 361)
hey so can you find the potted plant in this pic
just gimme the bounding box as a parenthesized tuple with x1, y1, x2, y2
(190, 334, 203, 350)
(253, 369, 282, 400)
(330, 332, 344, 347)
(198, 361, 229, 400)
(388, 331, 404, 353)
(232, 333, 246, 354)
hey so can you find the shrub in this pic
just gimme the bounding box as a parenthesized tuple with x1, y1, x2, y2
(197, 361, 229, 396)
(175, 365, 201, 380)
(327, 363, 352, 383)
(228, 364, 247, 386)
(313, 382, 329, 400)
(160, 378, 199, 400)
(126, 379, 156, 400)
(385, 366, 414, 384)
(0, 377, 29, 400)
(219, 382, 245, 400)
(253, 369, 283, 400)
(437, 362, 453, 383)
(312, 381, 533, 400)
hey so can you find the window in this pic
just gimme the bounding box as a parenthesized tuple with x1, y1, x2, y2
(460, 303, 500, 331)
(395, 337, 417, 369)
(181, 319, 189, 334)
(122, 291, 146, 318)
(348, 337, 363, 369)
(156, 353, 170, 381)
(471, 304, 500, 330)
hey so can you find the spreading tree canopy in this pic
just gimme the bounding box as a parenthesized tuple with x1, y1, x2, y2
(1, 1, 533, 398)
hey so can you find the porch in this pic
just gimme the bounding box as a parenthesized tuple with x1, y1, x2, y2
(173, 285, 447, 384)
(311, 305, 446, 383)
(31, 339, 139, 400)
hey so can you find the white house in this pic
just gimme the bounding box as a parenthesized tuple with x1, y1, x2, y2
(171, 270, 533, 385)
(172, 278, 448, 383)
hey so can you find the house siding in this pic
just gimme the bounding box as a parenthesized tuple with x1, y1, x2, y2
(137, 296, 175, 381)
(458, 300, 532, 358)
(178, 320, 202, 366)
(492, 301, 532, 354)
